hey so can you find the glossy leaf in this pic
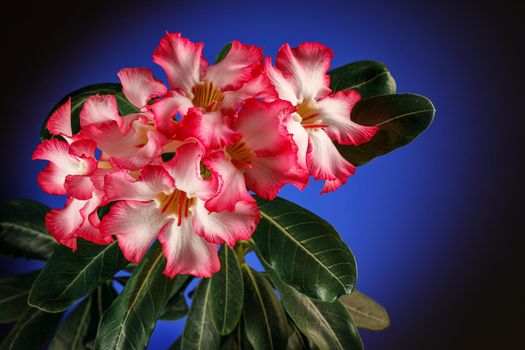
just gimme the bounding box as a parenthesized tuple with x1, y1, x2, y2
(241, 265, 289, 350)
(161, 293, 189, 321)
(328, 60, 396, 98)
(49, 283, 118, 350)
(95, 243, 184, 350)
(0, 308, 63, 350)
(181, 278, 220, 350)
(215, 43, 232, 63)
(287, 321, 318, 350)
(0, 271, 40, 323)
(0, 200, 57, 260)
(270, 272, 363, 350)
(29, 240, 127, 312)
(339, 290, 390, 331)
(209, 246, 244, 335)
(252, 196, 357, 302)
(160, 274, 192, 320)
(336, 93, 435, 166)
(40, 83, 138, 140)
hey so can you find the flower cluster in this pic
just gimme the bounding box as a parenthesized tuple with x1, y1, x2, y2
(33, 33, 378, 278)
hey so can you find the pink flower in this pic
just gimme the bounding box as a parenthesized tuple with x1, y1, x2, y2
(101, 140, 260, 278)
(195, 98, 308, 212)
(144, 33, 277, 149)
(33, 99, 112, 249)
(266, 43, 379, 193)
(79, 94, 168, 171)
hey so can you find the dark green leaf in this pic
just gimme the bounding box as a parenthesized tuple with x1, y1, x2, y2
(336, 93, 435, 166)
(49, 283, 117, 350)
(0, 308, 63, 350)
(169, 337, 181, 350)
(241, 265, 289, 350)
(95, 243, 183, 350)
(329, 60, 396, 98)
(160, 274, 192, 320)
(215, 43, 232, 63)
(270, 272, 363, 350)
(252, 196, 357, 302)
(339, 290, 390, 331)
(40, 83, 138, 140)
(161, 293, 189, 321)
(0, 271, 40, 323)
(29, 240, 127, 312)
(0, 200, 57, 260)
(181, 278, 220, 350)
(287, 320, 318, 350)
(209, 246, 244, 335)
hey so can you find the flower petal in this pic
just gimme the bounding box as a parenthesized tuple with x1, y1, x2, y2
(46, 98, 72, 138)
(235, 99, 294, 156)
(177, 108, 241, 150)
(45, 198, 87, 250)
(64, 175, 94, 200)
(68, 139, 97, 158)
(118, 68, 168, 109)
(192, 199, 260, 247)
(307, 129, 356, 193)
(220, 69, 278, 113)
(163, 140, 217, 198)
(79, 95, 122, 129)
(317, 90, 378, 145)
(100, 200, 166, 263)
(276, 42, 333, 101)
(285, 116, 309, 171)
(265, 57, 299, 105)
(104, 166, 174, 202)
(204, 151, 254, 212)
(109, 130, 166, 171)
(205, 41, 263, 91)
(158, 218, 220, 278)
(153, 32, 207, 92)
(150, 90, 193, 136)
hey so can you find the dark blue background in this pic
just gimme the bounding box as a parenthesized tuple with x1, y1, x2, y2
(1, 0, 523, 348)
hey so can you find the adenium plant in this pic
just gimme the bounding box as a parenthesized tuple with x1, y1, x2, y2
(0, 32, 434, 350)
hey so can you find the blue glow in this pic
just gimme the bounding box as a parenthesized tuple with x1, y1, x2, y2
(1, 0, 487, 348)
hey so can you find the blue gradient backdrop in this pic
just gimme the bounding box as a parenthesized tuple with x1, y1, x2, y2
(1, 0, 523, 349)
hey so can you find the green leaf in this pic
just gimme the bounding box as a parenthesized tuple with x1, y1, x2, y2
(251, 196, 357, 302)
(328, 60, 396, 98)
(339, 290, 390, 331)
(95, 243, 183, 350)
(241, 265, 289, 350)
(49, 283, 118, 350)
(0, 271, 40, 323)
(29, 240, 127, 312)
(209, 246, 244, 335)
(0, 308, 63, 350)
(269, 272, 363, 350)
(287, 321, 318, 350)
(336, 93, 435, 166)
(181, 278, 220, 350)
(40, 83, 138, 140)
(161, 293, 189, 321)
(0, 200, 58, 260)
(169, 337, 181, 350)
(215, 43, 232, 63)
(160, 274, 192, 320)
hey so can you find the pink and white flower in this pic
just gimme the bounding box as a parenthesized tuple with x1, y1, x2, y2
(196, 98, 308, 212)
(147, 33, 277, 149)
(101, 140, 260, 278)
(33, 99, 111, 249)
(266, 42, 379, 193)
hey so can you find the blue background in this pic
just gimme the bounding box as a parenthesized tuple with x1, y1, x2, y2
(1, 0, 523, 348)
